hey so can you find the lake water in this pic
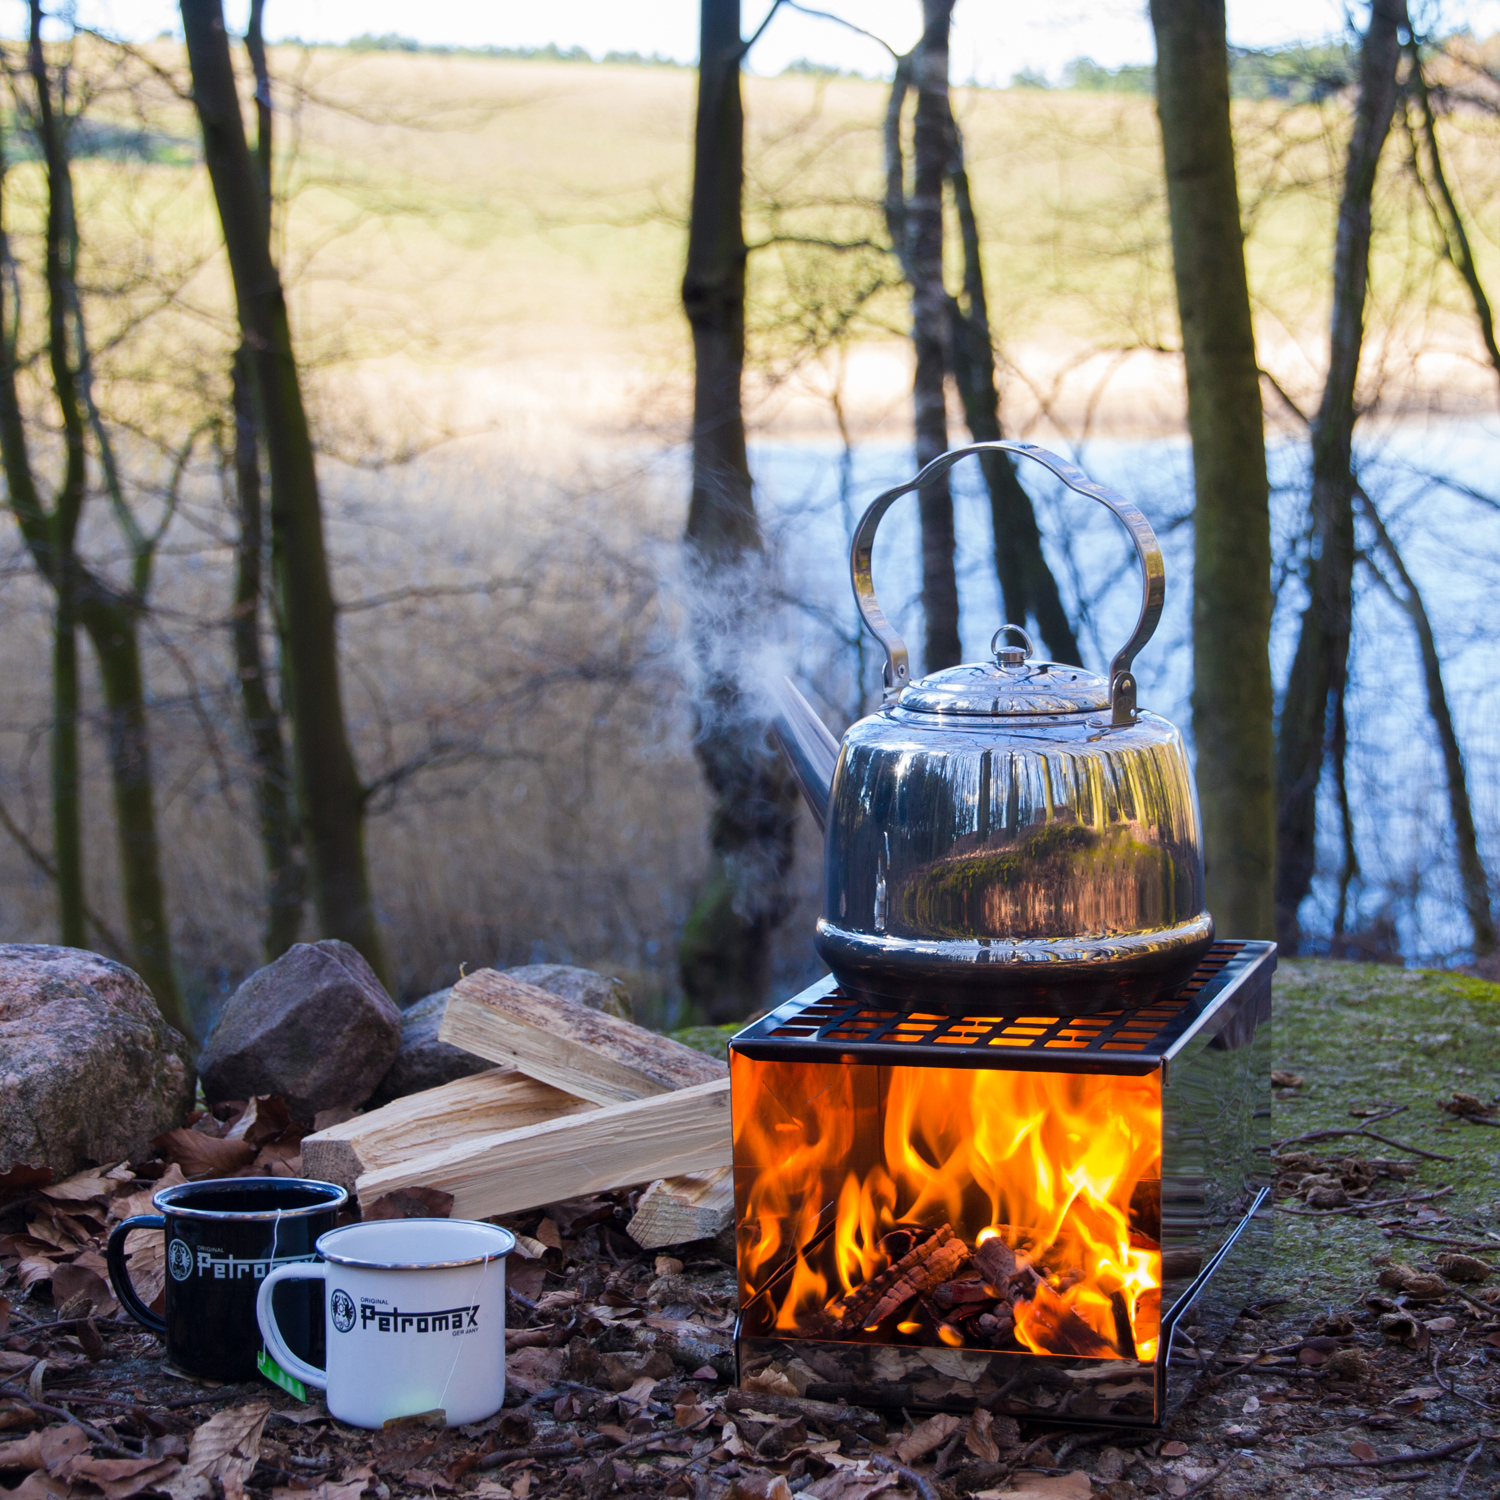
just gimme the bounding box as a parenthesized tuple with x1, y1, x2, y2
(745, 422, 1500, 966)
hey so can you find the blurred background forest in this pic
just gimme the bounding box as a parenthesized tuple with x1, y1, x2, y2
(3, 0, 1500, 1038)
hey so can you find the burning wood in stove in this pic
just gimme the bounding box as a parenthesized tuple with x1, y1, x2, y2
(824, 1223, 969, 1333)
(819, 1222, 1154, 1360)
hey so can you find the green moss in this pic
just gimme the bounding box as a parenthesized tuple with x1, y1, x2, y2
(669, 1022, 740, 1061)
(1270, 959, 1500, 1310)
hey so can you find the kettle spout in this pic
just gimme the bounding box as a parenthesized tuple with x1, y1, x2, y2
(769, 677, 840, 832)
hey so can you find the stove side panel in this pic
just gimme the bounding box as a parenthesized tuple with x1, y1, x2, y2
(1158, 950, 1273, 1323)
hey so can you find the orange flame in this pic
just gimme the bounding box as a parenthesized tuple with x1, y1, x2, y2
(732, 1052, 1161, 1361)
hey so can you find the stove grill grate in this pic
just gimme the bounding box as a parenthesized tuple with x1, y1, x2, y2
(738, 942, 1252, 1071)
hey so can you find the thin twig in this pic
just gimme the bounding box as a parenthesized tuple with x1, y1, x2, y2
(1432, 1347, 1500, 1417)
(1385, 1230, 1500, 1251)
(1452, 1437, 1485, 1495)
(1271, 1126, 1456, 1162)
(0, 1379, 141, 1458)
(1277, 1186, 1454, 1217)
(871, 1454, 940, 1500)
(1181, 1456, 1235, 1498)
(1294, 1434, 1483, 1471)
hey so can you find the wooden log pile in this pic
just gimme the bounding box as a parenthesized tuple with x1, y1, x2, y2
(300, 969, 736, 1243)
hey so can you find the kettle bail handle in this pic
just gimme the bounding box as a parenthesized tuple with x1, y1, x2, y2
(849, 440, 1165, 726)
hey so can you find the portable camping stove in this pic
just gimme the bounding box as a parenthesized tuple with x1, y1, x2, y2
(727, 940, 1274, 1427)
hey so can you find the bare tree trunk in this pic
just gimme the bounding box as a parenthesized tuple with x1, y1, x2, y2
(0, 11, 185, 1029)
(1152, 0, 1272, 942)
(52, 575, 84, 946)
(0, 127, 83, 947)
(182, 0, 387, 983)
(231, 351, 303, 959)
(225, 1, 302, 961)
(1149, 0, 1276, 942)
(908, 0, 960, 671)
(1406, 47, 1500, 395)
(677, 0, 796, 1023)
(1274, 0, 1406, 952)
(944, 105, 1081, 665)
(1359, 490, 1495, 956)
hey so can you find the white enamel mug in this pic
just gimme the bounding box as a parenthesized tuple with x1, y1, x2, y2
(256, 1218, 515, 1429)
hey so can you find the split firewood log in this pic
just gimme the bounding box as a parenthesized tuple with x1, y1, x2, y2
(626, 1167, 734, 1248)
(438, 968, 724, 1105)
(825, 1224, 969, 1334)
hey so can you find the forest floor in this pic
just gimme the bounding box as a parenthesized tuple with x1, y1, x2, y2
(2, 958, 1498, 1500)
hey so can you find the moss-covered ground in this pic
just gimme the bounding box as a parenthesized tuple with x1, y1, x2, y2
(1270, 958, 1500, 1308)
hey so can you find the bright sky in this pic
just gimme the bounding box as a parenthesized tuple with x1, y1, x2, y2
(10, 0, 1500, 85)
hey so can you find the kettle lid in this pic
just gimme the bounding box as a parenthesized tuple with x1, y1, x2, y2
(898, 625, 1111, 717)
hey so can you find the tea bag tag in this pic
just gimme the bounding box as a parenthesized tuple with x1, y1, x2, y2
(258, 1348, 308, 1402)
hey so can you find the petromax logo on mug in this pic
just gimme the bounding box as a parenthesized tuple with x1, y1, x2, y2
(167, 1240, 194, 1282)
(330, 1290, 356, 1333)
(328, 1291, 479, 1335)
(170, 1245, 317, 1281)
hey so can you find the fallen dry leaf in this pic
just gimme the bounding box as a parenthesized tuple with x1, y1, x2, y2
(974, 1476, 1091, 1500)
(617, 1376, 657, 1409)
(223, 1096, 295, 1148)
(1160, 1440, 1189, 1457)
(511, 1474, 531, 1500)
(1439, 1092, 1498, 1119)
(0, 1165, 52, 1207)
(964, 1408, 999, 1463)
(5, 1473, 74, 1500)
(1271, 1071, 1304, 1089)
(1349, 1441, 1378, 1460)
(50, 1264, 116, 1320)
(0, 1424, 89, 1471)
(108, 1165, 186, 1225)
(728, 1475, 793, 1500)
(165, 1400, 269, 1500)
(40, 1171, 114, 1205)
(57, 1454, 182, 1500)
(533, 1218, 562, 1251)
(402, 1467, 453, 1492)
(150, 1130, 256, 1180)
(893, 1411, 963, 1465)
(122, 1230, 166, 1315)
(804, 1467, 901, 1500)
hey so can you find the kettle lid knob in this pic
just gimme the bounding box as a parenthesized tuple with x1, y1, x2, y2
(990, 623, 1035, 669)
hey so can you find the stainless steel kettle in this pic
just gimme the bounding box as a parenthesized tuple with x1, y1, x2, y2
(772, 441, 1212, 1015)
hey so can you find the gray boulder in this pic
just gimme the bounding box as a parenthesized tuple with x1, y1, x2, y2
(373, 964, 635, 1102)
(199, 940, 401, 1119)
(370, 987, 485, 1101)
(0, 945, 194, 1179)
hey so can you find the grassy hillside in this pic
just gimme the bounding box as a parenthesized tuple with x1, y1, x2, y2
(43, 45, 1500, 447)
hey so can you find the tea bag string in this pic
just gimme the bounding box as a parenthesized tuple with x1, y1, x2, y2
(434, 1253, 495, 1419)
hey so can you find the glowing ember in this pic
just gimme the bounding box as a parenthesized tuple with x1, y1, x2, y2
(732, 1053, 1162, 1360)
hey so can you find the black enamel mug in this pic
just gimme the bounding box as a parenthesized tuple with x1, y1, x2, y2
(106, 1177, 348, 1383)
